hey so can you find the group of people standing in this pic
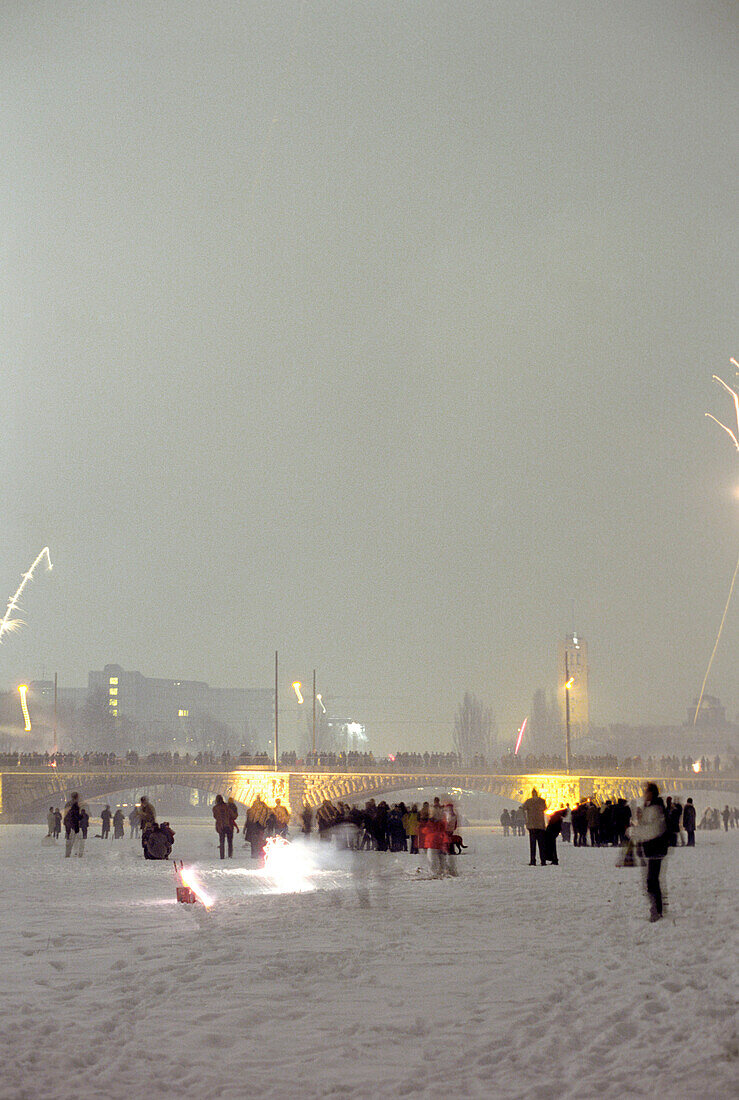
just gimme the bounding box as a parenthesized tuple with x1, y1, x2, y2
(517, 782, 702, 921)
(304, 797, 462, 876)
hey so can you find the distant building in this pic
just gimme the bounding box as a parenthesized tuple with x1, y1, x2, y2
(557, 632, 590, 741)
(28, 681, 87, 712)
(87, 664, 274, 752)
(688, 694, 726, 728)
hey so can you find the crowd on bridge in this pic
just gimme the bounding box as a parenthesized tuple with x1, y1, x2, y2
(5, 748, 738, 776)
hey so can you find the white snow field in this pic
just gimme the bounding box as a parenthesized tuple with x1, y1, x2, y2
(1, 821, 736, 1100)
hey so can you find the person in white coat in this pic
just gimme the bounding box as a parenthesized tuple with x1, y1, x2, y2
(629, 782, 668, 921)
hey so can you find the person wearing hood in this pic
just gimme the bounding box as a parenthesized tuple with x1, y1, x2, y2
(629, 782, 668, 922)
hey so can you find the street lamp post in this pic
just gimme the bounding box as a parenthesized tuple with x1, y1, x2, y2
(312, 669, 316, 757)
(564, 652, 573, 774)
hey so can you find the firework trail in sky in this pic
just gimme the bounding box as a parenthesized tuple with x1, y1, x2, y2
(694, 359, 739, 725)
(0, 547, 53, 644)
(514, 717, 528, 755)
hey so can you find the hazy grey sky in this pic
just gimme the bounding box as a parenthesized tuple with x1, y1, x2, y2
(2, 1, 737, 752)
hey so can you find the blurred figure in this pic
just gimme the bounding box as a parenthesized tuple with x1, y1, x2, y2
(586, 800, 600, 847)
(443, 801, 459, 876)
(128, 806, 140, 838)
(523, 788, 547, 866)
(629, 782, 668, 922)
(246, 796, 269, 859)
(46, 807, 55, 837)
(404, 804, 419, 854)
(139, 796, 156, 832)
(425, 812, 447, 877)
(113, 807, 125, 839)
(571, 802, 587, 846)
(300, 804, 313, 835)
(53, 807, 62, 838)
(683, 798, 696, 847)
(722, 806, 731, 831)
(500, 808, 510, 837)
(100, 805, 112, 839)
(560, 805, 571, 844)
(227, 796, 240, 838)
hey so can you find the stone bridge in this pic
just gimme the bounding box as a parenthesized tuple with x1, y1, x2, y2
(1, 766, 736, 822)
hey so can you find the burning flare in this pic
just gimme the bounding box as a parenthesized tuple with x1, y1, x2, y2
(178, 865, 213, 908)
(18, 685, 31, 732)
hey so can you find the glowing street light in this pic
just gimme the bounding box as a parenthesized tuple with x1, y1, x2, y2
(564, 655, 574, 774)
(316, 693, 326, 714)
(18, 684, 31, 732)
(292, 681, 303, 704)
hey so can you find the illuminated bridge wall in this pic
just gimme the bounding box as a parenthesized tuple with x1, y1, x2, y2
(1, 768, 736, 821)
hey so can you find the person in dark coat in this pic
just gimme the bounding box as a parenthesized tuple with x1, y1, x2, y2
(113, 807, 125, 839)
(544, 808, 565, 865)
(212, 794, 235, 859)
(100, 805, 112, 839)
(682, 798, 696, 846)
(63, 793, 82, 858)
(53, 808, 62, 838)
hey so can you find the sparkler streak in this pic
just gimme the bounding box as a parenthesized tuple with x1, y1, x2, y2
(695, 357, 739, 724)
(705, 374, 739, 451)
(693, 549, 739, 726)
(514, 717, 528, 755)
(0, 547, 53, 644)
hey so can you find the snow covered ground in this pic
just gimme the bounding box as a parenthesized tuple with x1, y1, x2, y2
(1, 819, 736, 1100)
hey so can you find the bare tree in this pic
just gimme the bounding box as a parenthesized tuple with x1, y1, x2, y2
(453, 692, 495, 764)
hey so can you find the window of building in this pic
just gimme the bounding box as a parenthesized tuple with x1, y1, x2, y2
(109, 687, 118, 696)
(109, 677, 118, 685)
(178, 709, 189, 717)
(111, 708, 118, 717)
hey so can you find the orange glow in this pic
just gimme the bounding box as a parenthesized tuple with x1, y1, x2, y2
(179, 866, 213, 908)
(565, 678, 574, 689)
(292, 681, 303, 704)
(692, 760, 702, 773)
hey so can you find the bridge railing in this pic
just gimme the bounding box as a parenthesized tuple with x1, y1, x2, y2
(1, 758, 737, 780)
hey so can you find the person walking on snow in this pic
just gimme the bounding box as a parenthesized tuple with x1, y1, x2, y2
(523, 788, 547, 866)
(100, 805, 112, 839)
(629, 782, 668, 922)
